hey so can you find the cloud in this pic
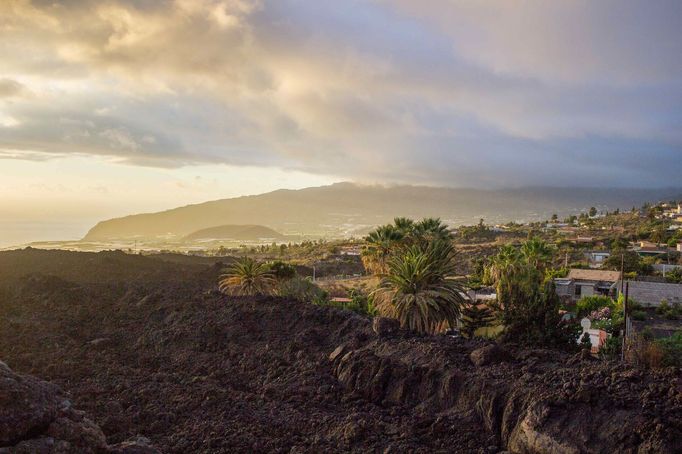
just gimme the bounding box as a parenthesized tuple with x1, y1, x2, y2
(0, 0, 680, 187)
(0, 78, 27, 98)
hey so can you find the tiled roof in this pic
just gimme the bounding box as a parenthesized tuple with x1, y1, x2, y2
(567, 269, 621, 282)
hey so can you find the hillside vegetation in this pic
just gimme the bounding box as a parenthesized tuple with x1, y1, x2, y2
(182, 224, 285, 241)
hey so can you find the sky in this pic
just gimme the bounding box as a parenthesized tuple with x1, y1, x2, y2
(1, 0, 682, 243)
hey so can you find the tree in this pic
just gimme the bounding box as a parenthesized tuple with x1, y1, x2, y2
(589, 207, 598, 217)
(502, 280, 577, 347)
(650, 227, 667, 244)
(520, 237, 553, 271)
(372, 241, 466, 334)
(461, 303, 496, 338)
(603, 250, 642, 274)
(551, 213, 558, 222)
(362, 217, 452, 275)
(361, 225, 405, 275)
(485, 240, 577, 347)
(393, 217, 416, 235)
(412, 217, 452, 243)
(608, 236, 630, 250)
(218, 257, 275, 296)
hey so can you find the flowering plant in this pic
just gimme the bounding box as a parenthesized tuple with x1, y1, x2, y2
(589, 307, 611, 321)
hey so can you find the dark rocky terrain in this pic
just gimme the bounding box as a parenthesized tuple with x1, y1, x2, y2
(0, 360, 157, 453)
(0, 248, 681, 453)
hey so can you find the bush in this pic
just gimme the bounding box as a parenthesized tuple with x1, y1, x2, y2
(631, 310, 647, 321)
(665, 268, 682, 284)
(599, 335, 621, 360)
(641, 327, 654, 341)
(656, 300, 682, 320)
(656, 331, 682, 367)
(461, 304, 496, 338)
(314, 289, 377, 317)
(278, 276, 327, 303)
(656, 299, 670, 314)
(269, 260, 297, 280)
(576, 295, 613, 316)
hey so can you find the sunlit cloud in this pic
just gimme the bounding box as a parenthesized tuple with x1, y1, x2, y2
(0, 0, 680, 187)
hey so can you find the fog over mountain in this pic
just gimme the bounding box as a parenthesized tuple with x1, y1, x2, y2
(84, 183, 682, 241)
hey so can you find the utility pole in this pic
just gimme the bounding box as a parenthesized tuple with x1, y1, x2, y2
(620, 252, 625, 293)
(621, 281, 629, 362)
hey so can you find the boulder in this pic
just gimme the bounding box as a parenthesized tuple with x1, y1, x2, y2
(372, 317, 400, 337)
(470, 344, 510, 367)
(0, 360, 61, 447)
(0, 361, 157, 453)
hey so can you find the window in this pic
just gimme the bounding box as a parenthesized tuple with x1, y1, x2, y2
(575, 285, 581, 296)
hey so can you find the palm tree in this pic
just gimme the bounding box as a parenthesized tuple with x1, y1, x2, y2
(372, 241, 466, 334)
(520, 237, 553, 271)
(393, 217, 415, 235)
(218, 257, 275, 296)
(484, 244, 526, 309)
(485, 239, 556, 326)
(362, 224, 405, 275)
(413, 217, 452, 243)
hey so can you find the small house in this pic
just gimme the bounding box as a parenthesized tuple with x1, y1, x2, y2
(555, 269, 621, 301)
(585, 251, 610, 268)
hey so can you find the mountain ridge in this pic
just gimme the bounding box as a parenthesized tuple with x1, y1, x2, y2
(83, 182, 682, 241)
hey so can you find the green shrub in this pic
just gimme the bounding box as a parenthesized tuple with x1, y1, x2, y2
(631, 310, 647, 321)
(592, 318, 613, 332)
(656, 300, 681, 320)
(641, 327, 654, 341)
(576, 295, 613, 316)
(279, 276, 327, 302)
(314, 289, 377, 317)
(269, 260, 297, 280)
(461, 304, 496, 338)
(599, 336, 621, 360)
(656, 331, 682, 367)
(656, 300, 670, 314)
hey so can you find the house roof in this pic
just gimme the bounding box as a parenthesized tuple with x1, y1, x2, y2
(567, 269, 621, 282)
(618, 281, 682, 305)
(637, 247, 668, 253)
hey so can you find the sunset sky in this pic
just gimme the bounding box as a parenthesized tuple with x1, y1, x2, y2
(1, 0, 681, 244)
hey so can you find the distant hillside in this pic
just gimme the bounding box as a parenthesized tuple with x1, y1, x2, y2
(83, 182, 682, 240)
(182, 224, 285, 242)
